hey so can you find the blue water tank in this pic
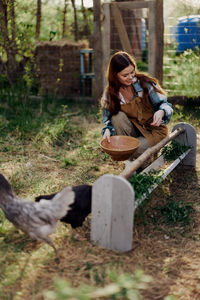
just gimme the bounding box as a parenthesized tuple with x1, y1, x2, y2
(176, 15, 200, 53)
(141, 18, 146, 50)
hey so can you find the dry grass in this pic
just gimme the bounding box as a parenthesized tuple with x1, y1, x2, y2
(0, 100, 200, 299)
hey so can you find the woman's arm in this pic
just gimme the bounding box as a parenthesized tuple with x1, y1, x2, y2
(101, 88, 115, 140)
(102, 108, 115, 138)
(147, 83, 173, 124)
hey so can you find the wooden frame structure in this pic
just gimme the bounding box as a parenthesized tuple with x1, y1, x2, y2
(93, 0, 164, 101)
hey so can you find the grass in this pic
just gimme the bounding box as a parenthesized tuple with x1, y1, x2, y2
(163, 47, 200, 97)
(0, 87, 200, 299)
(158, 198, 194, 226)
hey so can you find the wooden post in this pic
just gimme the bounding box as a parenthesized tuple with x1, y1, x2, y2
(91, 174, 134, 252)
(148, 0, 156, 78)
(155, 0, 164, 84)
(111, 3, 132, 55)
(172, 122, 197, 167)
(93, 0, 103, 102)
(102, 3, 110, 90)
(148, 0, 163, 84)
(100, 0, 164, 87)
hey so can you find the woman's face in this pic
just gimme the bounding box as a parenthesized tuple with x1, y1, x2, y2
(116, 64, 135, 86)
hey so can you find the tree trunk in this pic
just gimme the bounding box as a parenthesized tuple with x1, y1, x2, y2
(62, 0, 68, 38)
(10, 0, 16, 43)
(81, 0, 90, 37)
(0, 0, 18, 85)
(71, 0, 78, 41)
(35, 0, 42, 41)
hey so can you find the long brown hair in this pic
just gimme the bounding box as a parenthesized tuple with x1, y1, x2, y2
(105, 51, 165, 115)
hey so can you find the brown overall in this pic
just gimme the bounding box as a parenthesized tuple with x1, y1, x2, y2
(120, 97, 168, 146)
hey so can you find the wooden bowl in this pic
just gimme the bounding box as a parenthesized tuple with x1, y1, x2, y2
(100, 136, 141, 161)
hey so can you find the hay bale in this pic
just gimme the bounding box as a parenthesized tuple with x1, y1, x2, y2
(36, 40, 89, 97)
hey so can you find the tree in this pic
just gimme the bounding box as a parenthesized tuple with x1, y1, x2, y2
(71, 0, 78, 41)
(81, 0, 90, 37)
(62, 0, 68, 38)
(0, 0, 18, 84)
(35, 0, 42, 41)
(164, 0, 200, 24)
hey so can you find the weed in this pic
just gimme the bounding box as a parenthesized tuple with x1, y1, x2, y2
(0, 211, 7, 234)
(44, 270, 152, 300)
(164, 295, 178, 300)
(158, 198, 194, 225)
(128, 170, 163, 201)
(61, 158, 78, 168)
(161, 140, 191, 161)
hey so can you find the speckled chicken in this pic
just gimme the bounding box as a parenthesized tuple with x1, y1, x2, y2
(0, 173, 74, 261)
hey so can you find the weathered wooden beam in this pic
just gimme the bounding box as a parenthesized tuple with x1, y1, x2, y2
(148, 0, 156, 77)
(120, 127, 185, 179)
(111, 3, 133, 55)
(93, 0, 103, 102)
(116, 1, 149, 9)
(154, 0, 164, 84)
(102, 3, 110, 90)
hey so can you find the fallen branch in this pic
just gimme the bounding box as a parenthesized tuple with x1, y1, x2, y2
(120, 127, 185, 179)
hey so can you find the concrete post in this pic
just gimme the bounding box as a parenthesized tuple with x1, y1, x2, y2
(172, 122, 197, 167)
(91, 174, 134, 252)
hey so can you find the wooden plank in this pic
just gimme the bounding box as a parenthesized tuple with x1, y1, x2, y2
(116, 1, 149, 9)
(93, 0, 103, 102)
(111, 3, 132, 55)
(146, 0, 164, 83)
(102, 3, 110, 90)
(120, 127, 185, 179)
(148, 0, 156, 77)
(154, 0, 164, 84)
(102, 1, 163, 83)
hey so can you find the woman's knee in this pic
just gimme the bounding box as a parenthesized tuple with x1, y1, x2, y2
(111, 111, 129, 125)
(111, 112, 134, 136)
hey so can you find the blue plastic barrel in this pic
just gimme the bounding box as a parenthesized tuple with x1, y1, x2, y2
(141, 18, 146, 50)
(176, 15, 200, 53)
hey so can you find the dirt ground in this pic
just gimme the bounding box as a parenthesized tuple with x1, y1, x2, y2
(0, 102, 199, 299)
(17, 134, 200, 300)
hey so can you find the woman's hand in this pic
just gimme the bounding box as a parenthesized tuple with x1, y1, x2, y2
(103, 128, 111, 142)
(151, 110, 165, 127)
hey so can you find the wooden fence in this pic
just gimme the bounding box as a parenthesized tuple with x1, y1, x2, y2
(93, 0, 164, 101)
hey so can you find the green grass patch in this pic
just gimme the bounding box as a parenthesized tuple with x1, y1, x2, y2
(163, 48, 200, 97)
(158, 198, 194, 226)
